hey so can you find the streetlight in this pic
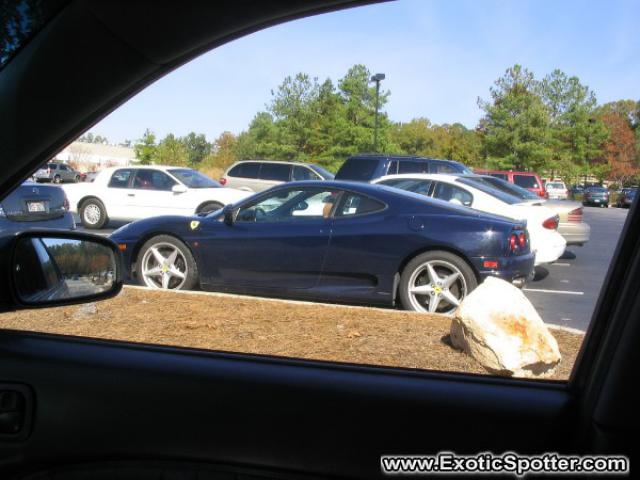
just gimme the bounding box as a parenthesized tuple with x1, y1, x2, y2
(370, 73, 385, 152)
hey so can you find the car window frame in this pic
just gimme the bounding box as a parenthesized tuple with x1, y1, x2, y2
(377, 178, 434, 197)
(431, 181, 474, 207)
(108, 168, 135, 189)
(292, 165, 321, 181)
(333, 190, 388, 219)
(513, 174, 540, 189)
(131, 168, 177, 192)
(235, 186, 340, 224)
(258, 162, 292, 182)
(398, 159, 429, 175)
(229, 161, 261, 179)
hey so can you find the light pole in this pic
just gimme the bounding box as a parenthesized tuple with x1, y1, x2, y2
(370, 73, 385, 152)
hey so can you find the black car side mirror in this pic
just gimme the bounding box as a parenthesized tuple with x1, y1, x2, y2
(223, 205, 239, 226)
(6, 231, 123, 310)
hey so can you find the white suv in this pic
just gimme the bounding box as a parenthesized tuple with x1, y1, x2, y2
(221, 160, 334, 192)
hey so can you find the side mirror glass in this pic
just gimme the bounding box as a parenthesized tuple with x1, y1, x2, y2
(11, 232, 122, 307)
(172, 184, 188, 194)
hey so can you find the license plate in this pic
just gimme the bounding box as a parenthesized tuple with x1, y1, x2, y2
(27, 201, 46, 212)
(594, 199, 600, 203)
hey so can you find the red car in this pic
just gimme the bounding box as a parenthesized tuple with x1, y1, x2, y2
(473, 169, 547, 198)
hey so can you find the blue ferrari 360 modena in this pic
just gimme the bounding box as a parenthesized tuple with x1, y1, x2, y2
(110, 181, 535, 314)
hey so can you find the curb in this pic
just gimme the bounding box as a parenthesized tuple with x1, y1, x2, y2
(124, 286, 587, 334)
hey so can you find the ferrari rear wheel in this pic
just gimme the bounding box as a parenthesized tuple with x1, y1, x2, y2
(399, 251, 477, 315)
(136, 235, 198, 290)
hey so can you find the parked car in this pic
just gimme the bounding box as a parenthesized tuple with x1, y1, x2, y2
(34, 162, 82, 183)
(583, 186, 610, 207)
(0, 181, 75, 232)
(569, 184, 585, 200)
(473, 169, 547, 198)
(110, 181, 535, 314)
(83, 171, 100, 182)
(478, 175, 590, 246)
(220, 160, 334, 192)
(62, 166, 252, 229)
(334, 154, 472, 182)
(616, 188, 637, 208)
(545, 180, 569, 200)
(373, 174, 566, 265)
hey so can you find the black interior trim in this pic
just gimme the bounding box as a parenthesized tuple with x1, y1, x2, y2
(0, 331, 575, 479)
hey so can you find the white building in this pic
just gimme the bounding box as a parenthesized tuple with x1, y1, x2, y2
(54, 141, 136, 171)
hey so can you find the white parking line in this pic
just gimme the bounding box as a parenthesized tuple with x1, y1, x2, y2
(552, 262, 571, 266)
(523, 288, 584, 295)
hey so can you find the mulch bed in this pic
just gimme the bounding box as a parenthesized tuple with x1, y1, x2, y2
(0, 287, 584, 380)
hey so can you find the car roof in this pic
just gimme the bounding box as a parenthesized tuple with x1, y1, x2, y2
(232, 160, 301, 166)
(100, 165, 191, 173)
(347, 154, 465, 165)
(374, 173, 470, 183)
(474, 169, 541, 176)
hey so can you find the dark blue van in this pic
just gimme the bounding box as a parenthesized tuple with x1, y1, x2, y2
(335, 154, 472, 182)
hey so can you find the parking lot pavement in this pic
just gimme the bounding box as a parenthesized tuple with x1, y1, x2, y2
(524, 206, 629, 331)
(78, 206, 629, 332)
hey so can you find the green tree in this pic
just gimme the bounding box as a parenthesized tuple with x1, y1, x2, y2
(181, 132, 211, 167)
(537, 69, 607, 181)
(478, 65, 551, 171)
(232, 65, 394, 171)
(391, 118, 435, 155)
(134, 129, 157, 165)
(337, 64, 391, 153)
(390, 119, 482, 166)
(156, 134, 188, 166)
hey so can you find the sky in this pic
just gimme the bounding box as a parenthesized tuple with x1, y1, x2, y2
(90, 0, 640, 145)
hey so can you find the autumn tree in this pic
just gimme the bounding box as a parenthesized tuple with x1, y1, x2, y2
(600, 112, 638, 185)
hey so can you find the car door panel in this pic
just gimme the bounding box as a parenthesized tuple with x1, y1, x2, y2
(197, 219, 331, 290)
(0, 332, 575, 480)
(126, 170, 181, 219)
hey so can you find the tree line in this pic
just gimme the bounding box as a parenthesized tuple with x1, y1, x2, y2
(127, 64, 639, 185)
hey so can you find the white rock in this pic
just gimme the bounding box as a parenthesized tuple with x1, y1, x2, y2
(450, 277, 561, 378)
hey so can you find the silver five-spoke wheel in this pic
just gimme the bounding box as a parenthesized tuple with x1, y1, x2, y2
(407, 260, 467, 314)
(399, 251, 477, 315)
(141, 242, 188, 289)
